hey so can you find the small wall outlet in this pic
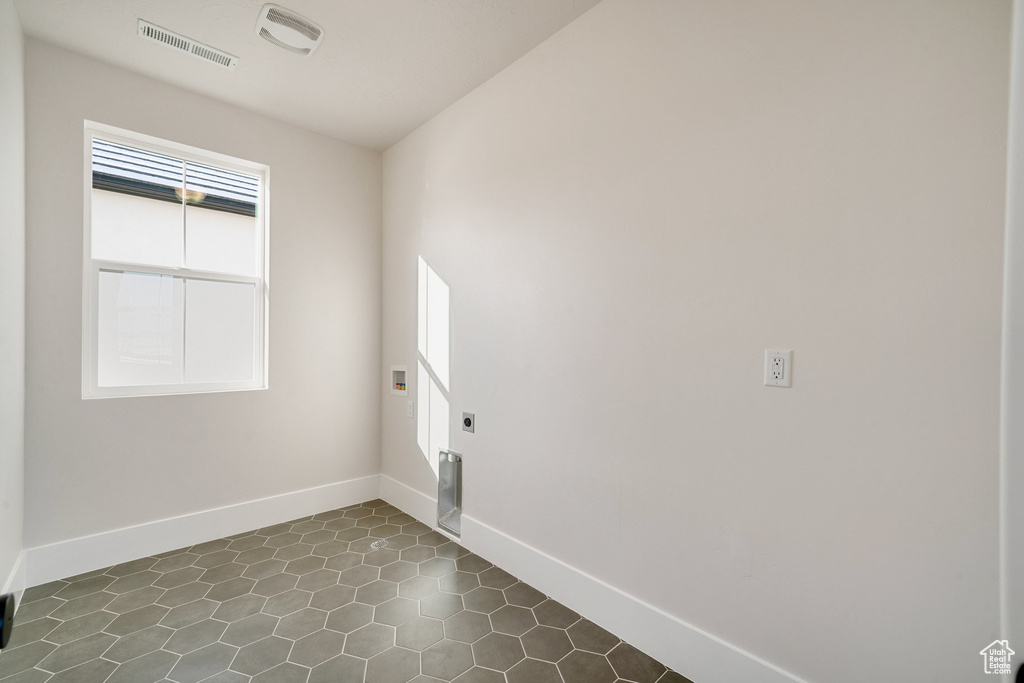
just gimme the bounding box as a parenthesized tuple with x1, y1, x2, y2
(764, 350, 793, 388)
(462, 412, 475, 433)
(407, 400, 414, 418)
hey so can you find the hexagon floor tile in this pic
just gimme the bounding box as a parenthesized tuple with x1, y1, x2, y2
(0, 500, 693, 683)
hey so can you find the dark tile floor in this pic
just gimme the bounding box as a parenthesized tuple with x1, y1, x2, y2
(0, 500, 692, 683)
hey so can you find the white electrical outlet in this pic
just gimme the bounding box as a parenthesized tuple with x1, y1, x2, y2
(407, 401, 414, 418)
(764, 350, 793, 387)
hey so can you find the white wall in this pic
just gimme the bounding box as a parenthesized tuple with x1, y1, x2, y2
(1003, 0, 1024, 676)
(23, 40, 382, 548)
(0, 0, 25, 593)
(381, 1, 1011, 682)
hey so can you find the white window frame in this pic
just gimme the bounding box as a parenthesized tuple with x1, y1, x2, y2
(82, 121, 270, 398)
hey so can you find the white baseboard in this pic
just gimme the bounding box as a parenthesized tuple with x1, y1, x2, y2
(380, 474, 439, 530)
(24, 475, 381, 588)
(2, 551, 26, 615)
(379, 474, 805, 683)
(22, 471, 806, 682)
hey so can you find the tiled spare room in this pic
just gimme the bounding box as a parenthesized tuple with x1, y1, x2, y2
(0, 501, 689, 683)
(1, 1, 1020, 683)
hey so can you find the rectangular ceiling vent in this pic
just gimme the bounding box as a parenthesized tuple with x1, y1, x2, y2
(138, 19, 238, 70)
(256, 4, 324, 56)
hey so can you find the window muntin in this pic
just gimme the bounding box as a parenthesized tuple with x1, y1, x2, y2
(84, 124, 268, 398)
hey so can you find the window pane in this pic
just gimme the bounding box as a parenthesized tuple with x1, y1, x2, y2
(184, 162, 259, 276)
(92, 139, 184, 200)
(92, 189, 183, 267)
(184, 162, 259, 216)
(91, 139, 184, 268)
(183, 279, 255, 384)
(97, 271, 183, 387)
(185, 207, 257, 276)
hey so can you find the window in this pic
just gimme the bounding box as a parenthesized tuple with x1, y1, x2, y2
(83, 123, 268, 398)
(417, 257, 450, 477)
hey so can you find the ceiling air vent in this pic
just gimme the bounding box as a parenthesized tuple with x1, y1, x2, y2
(138, 20, 238, 69)
(255, 4, 323, 56)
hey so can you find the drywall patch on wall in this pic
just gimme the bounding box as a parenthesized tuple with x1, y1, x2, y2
(0, 0, 26, 606)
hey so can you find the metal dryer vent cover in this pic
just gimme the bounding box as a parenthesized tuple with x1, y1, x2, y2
(138, 20, 238, 69)
(256, 4, 324, 56)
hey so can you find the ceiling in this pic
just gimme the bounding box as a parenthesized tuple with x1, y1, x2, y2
(13, 0, 601, 150)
